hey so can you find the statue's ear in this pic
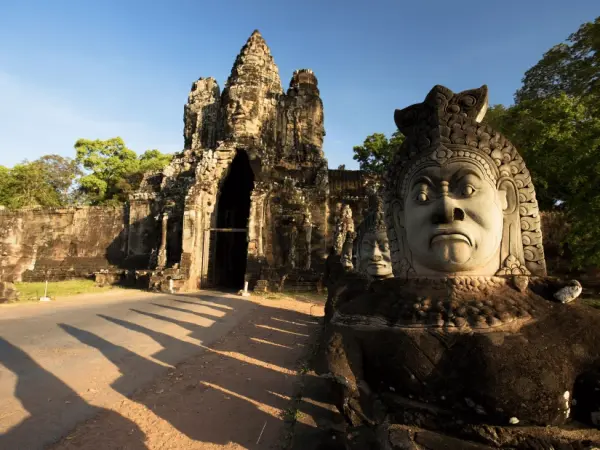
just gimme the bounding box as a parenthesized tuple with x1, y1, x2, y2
(391, 199, 405, 230)
(497, 177, 524, 269)
(497, 178, 517, 214)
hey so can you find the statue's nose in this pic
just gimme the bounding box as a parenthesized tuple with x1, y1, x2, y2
(433, 196, 465, 224)
(372, 245, 383, 259)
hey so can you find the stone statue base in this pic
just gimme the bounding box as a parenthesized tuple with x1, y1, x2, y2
(349, 422, 600, 449)
(319, 276, 600, 448)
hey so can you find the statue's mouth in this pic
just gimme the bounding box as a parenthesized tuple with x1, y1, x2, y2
(430, 231, 472, 247)
(369, 262, 387, 267)
(232, 111, 247, 121)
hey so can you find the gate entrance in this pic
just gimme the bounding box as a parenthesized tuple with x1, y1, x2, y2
(210, 150, 254, 288)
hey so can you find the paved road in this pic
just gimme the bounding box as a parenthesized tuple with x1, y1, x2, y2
(0, 289, 258, 450)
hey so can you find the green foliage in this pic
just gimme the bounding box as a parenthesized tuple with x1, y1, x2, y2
(0, 138, 172, 209)
(75, 138, 172, 205)
(36, 155, 82, 204)
(0, 166, 10, 206)
(352, 130, 404, 176)
(491, 94, 600, 211)
(482, 104, 509, 131)
(0, 161, 64, 209)
(500, 96, 600, 267)
(75, 137, 138, 204)
(516, 16, 600, 111)
(281, 406, 300, 423)
(139, 149, 173, 171)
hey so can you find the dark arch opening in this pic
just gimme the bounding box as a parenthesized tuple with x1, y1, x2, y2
(214, 150, 254, 288)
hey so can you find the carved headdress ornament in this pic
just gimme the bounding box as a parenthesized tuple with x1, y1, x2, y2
(356, 195, 386, 237)
(383, 85, 546, 276)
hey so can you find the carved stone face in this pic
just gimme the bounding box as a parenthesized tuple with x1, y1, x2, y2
(224, 86, 261, 136)
(398, 159, 507, 275)
(358, 230, 393, 278)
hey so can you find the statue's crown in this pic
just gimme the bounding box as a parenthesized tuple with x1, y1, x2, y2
(356, 196, 386, 238)
(394, 84, 489, 134)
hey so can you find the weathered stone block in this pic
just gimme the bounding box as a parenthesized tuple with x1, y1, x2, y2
(0, 281, 18, 303)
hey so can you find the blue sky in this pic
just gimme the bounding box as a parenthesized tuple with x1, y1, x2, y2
(0, 0, 597, 169)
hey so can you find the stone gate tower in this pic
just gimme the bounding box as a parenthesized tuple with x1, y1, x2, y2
(128, 30, 369, 291)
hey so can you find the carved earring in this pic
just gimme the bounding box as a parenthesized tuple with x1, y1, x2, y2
(392, 199, 405, 230)
(497, 178, 517, 215)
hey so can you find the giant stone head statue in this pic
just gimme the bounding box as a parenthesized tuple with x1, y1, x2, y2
(383, 85, 546, 277)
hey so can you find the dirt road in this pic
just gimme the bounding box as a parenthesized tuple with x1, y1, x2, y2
(0, 290, 322, 449)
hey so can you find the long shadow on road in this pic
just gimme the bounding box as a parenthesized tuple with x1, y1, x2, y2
(0, 291, 252, 449)
(0, 337, 148, 450)
(53, 293, 326, 449)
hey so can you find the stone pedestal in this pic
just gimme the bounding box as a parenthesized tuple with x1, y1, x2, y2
(156, 213, 169, 269)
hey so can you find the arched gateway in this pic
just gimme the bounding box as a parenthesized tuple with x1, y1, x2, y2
(210, 150, 254, 288)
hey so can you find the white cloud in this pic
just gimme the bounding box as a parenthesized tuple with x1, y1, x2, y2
(0, 71, 181, 166)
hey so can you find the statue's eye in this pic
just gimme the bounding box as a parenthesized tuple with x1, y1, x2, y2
(462, 185, 475, 197)
(417, 192, 428, 203)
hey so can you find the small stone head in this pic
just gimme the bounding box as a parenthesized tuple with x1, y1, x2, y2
(354, 198, 393, 279)
(384, 85, 546, 277)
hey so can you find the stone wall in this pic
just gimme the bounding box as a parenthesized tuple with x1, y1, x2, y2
(0, 206, 128, 282)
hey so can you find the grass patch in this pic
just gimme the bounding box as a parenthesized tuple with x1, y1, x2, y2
(583, 297, 600, 310)
(255, 289, 327, 304)
(13, 279, 118, 302)
(261, 292, 286, 301)
(288, 290, 327, 304)
(281, 406, 301, 423)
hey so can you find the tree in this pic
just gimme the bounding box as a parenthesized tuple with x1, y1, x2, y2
(139, 149, 173, 172)
(496, 94, 600, 267)
(0, 162, 63, 209)
(352, 130, 404, 176)
(516, 16, 600, 111)
(75, 137, 138, 204)
(483, 17, 600, 269)
(34, 155, 81, 204)
(482, 104, 509, 131)
(508, 17, 600, 268)
(493, 95, 599, 209)
(75, 137, 172, 205)
(0, 166, 11, 207)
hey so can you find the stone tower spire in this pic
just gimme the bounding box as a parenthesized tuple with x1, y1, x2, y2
(183, 77, 221, 151)
(225, 30, 283, 91)
(283, 69, 325, 157)
(221, 30, 283, 142)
